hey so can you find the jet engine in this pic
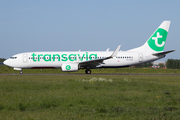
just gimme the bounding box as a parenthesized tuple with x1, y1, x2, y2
(61, 63, 79, 72)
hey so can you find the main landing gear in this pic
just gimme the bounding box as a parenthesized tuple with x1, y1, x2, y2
(20, 70, 23, 74)
(85, 69, 91, 74)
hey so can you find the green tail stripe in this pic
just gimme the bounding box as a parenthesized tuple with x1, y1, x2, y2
(148, 28, 168, 51)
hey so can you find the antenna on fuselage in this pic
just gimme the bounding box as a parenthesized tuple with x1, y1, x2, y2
(106, 48, 110, 51)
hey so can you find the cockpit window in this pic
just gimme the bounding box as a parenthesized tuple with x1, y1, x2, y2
(10, 57, 17, 59)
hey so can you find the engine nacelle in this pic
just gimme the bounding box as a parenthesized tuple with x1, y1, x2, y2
(61, 63, 79, 72)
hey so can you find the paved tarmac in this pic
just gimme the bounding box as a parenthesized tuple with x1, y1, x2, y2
(1, 73, 180, 76)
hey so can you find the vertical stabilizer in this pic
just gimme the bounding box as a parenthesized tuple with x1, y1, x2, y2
(128, 21, 171, 53)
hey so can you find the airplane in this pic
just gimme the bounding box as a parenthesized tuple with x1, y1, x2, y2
(3, 21, 174, 74)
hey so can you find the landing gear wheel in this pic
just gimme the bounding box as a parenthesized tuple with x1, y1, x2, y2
(20, 71, 23, 74)
(85, 69, 91, 74)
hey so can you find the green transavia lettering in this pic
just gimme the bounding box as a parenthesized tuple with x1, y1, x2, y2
(31, 52, 97, 62)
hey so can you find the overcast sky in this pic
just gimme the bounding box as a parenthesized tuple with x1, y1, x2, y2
(0, 0, 179, 61)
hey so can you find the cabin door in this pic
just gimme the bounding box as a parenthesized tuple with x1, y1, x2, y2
(23, 54, 28, 63)
(138, 53, 143, 62)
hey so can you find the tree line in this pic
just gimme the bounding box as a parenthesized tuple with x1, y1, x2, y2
(0, 58, 6, 62)
(166, 59, 180, 69)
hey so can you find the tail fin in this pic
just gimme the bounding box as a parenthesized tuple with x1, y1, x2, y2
(128, 21, 171, 52)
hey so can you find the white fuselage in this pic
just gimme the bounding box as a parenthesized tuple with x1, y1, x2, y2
(4, 51, 164, 70)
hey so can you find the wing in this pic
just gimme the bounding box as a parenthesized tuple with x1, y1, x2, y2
(78, 45, 121, 68)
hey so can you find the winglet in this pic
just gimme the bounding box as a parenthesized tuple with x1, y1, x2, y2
(110, 45, 121, 58)
(78, 45, 121, 65)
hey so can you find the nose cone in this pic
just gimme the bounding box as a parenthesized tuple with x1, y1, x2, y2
(3, 59, 11, 66)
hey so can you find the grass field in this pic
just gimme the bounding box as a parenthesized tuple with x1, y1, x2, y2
(0, 75, 180, 120)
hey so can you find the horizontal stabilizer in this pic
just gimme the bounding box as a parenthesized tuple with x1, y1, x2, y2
(153, 50, 175, 56)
